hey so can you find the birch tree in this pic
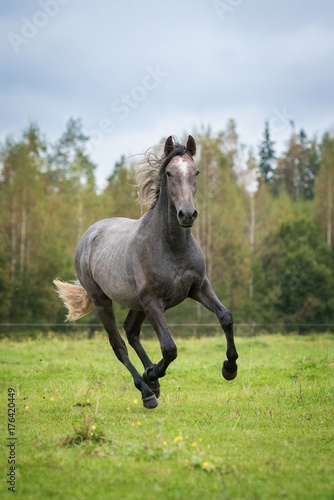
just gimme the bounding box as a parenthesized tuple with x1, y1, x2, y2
(315, 132, 334, 246)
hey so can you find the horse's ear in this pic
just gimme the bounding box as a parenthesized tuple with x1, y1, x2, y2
(164, 136, 174, 156)
(186, 135, 196, 156)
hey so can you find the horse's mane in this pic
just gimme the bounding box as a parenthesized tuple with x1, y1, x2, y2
(136, 138, 188, 208)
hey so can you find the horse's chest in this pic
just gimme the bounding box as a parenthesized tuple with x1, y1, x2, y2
(152, 263, 200, 309)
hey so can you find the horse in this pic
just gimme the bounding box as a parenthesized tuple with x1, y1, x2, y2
(54, 135, 238, 409)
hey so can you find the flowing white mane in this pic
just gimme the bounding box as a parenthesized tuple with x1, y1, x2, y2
(136, 145, 163, 208)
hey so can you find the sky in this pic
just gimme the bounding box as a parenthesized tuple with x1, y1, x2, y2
(1, 0, 334, 188)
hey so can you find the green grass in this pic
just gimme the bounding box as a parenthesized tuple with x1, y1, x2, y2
(1, 333, 334, 500)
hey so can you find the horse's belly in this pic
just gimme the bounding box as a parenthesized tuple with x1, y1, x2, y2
(104, 285, 142, 311)
(92, 255, 142, 311)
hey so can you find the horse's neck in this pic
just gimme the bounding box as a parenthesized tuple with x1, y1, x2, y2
(153, 184, 191, 251)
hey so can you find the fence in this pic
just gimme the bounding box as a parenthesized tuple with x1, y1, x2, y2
(1, 322, 333, 340)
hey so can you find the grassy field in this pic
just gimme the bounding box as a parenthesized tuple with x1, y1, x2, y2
(1, 332, 333, 500)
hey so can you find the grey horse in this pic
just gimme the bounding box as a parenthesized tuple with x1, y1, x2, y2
(54, 135, 238, 409)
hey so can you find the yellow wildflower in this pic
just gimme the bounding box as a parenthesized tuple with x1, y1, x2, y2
(126, 407, 131, 411)
(163, 440, 167, 445)
(50, 397, 54, 402)
(202, 461, 209, 467)
(137, 421, 141, 426)
(191, 442, 197, 447)
(173, 436, 183, 443)
(90, 432, 94, 436)
(25, 405, 29, 410)
(131, 422, 135, 426)
(184, 459, 189, 465)
(91, 425, 96, 430)
(133, 398, 138, 404)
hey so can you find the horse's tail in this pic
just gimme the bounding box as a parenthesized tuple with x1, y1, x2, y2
(53, 279, 95, 322)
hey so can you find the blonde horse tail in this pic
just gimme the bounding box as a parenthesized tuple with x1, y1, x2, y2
(53, 279, 95, 322)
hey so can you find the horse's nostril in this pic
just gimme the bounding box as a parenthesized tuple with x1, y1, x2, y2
(178, 210, 185, 221)
(193, 210, 198, 220)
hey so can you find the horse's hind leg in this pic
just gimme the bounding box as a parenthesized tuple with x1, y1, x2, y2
(93, 292, 159, 409)
(123, 310, 161, 398)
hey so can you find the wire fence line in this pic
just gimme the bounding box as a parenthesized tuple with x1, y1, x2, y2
(1, 322, 333, 339)
(1, 323, 334, 328)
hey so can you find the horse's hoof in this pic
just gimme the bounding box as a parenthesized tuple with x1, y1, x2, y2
(222, 360, 238, 381)
(142, 394, 159, 409)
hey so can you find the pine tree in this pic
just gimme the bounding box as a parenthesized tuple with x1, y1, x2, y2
(258, 121, 276, 184)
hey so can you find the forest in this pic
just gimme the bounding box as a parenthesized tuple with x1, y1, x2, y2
(0, 118, 333, 334)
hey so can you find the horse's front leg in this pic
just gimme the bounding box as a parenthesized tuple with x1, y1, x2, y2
(140, 300, 177, 384)
(123, 309, 160, 398)
(190, 277, 238, 380)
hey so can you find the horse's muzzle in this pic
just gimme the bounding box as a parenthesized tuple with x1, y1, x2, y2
(178, 208, 198, 227)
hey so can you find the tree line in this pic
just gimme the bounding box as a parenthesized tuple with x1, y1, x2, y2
(0, 118, 333, 333)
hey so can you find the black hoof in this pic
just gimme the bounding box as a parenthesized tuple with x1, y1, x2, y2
(222, 360, 238, 381)
(142, 394, 159, 409)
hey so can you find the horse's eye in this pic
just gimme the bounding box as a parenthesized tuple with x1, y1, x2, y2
(195, 170, 200, 176)
(166, 171, 172, 178)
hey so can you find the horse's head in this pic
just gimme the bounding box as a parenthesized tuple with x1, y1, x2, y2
(163, 135, 199, 228)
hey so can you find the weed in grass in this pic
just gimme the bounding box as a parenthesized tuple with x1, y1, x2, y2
(61, 416, 105, 446)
